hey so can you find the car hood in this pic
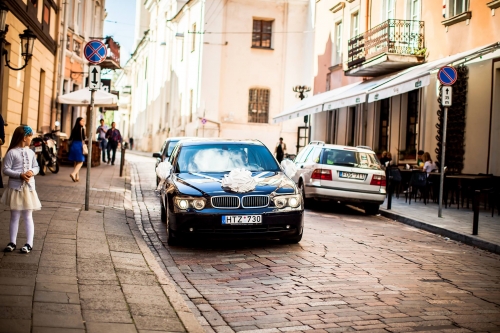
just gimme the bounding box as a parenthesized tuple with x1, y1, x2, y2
(173, 171, 296, 196)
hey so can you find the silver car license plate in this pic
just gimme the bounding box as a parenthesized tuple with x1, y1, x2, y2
(35, 146, 42, 152)
(222, 215, 262, 224)
(339, 172, 366, 180)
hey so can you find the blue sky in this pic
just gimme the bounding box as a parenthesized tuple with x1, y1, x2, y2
(103, 0, 137, 66)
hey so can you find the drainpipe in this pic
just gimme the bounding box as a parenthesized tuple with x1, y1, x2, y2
(365, 0, 370, 30)
(55, 0, 69, 130)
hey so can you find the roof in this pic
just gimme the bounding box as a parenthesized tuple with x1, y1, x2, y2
(307, 142, 375, 154)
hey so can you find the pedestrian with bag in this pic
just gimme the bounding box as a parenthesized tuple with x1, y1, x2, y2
(0, 113, 5, 188)
(68, 117, 87, 182)
(106, 122, 121, 165)
(1, 125, 41, 253)
(96, 118, 109, 163)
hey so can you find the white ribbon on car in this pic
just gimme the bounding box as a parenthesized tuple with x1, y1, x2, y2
(281, 159, 297, 178)
(156, 161, 173, 192)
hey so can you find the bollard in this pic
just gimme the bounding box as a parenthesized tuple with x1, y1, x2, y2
(387, 169, 392, 210)
(120, 145, 126, 177)
(472, 189, 480, 235)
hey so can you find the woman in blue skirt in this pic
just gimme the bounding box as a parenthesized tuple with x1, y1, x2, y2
(68, 117, 86, 182)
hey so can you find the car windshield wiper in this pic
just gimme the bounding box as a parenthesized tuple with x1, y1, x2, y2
(333, 162, 357, 167)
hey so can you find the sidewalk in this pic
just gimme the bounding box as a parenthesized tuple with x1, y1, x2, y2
(380, 196, 500, 255)
(0, 155, 204, 333)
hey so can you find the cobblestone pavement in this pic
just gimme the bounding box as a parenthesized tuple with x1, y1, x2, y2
(0, 158, 203, 333)
(128, 152, 500, 333)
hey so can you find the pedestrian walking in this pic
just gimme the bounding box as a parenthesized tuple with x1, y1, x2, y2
(129, 137, 134, 150)
(96, 119, 109, 163)
(106, 122, 122, 165)
(274, 137, 287, 164)
(0, 113, 5, 188)
(68, 117, 86, 182)
(1, 125, 41, 253)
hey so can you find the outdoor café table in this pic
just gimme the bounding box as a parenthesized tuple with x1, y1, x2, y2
(445, 174, 494, 209)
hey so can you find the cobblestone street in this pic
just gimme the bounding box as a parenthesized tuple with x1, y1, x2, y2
(127, 152, 500, 333)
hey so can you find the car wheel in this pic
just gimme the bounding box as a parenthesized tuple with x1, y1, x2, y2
(300, 182, 310, 208)
(164, 199, 178, 245)
(281, 229, 303, 244)
(160, 196, 166, 223)
(364, 203, 379, 215)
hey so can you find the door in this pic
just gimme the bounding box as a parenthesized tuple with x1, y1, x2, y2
(409, 0, 421, 52)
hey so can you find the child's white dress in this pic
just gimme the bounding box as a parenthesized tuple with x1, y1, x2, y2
(1, 147, 42, 210)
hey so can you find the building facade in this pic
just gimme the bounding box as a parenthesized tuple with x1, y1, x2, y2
(115, 0, 314, 153)
(295, 0, 500, 175)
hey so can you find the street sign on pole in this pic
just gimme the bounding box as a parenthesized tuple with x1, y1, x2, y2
(441, 86, 452, 107)
(83, 41, 107, 211)
(84, 40, 107, 65)
(89, 65, 101, 90)
(438, 66, 458, 86)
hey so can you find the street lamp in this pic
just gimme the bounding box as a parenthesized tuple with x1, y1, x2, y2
(292, 85, 311, 124)
(0, 4, 37, 71)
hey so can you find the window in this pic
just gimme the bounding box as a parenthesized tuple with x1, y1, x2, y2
(189, 89, 194, 122)
(44, 3, 51, 22)
(66, 35, 71, 50)
(31, 0, 38, 7)
(326, 110, 337, 144)
(191, 23, 196, 52)
(384, 0, 395, 20)
(450, 0, 468, 16)
(405, 90, 419, 159)
(410, 0, 421, 21)
(248, 89, 270, 123)
(334, 21, 343, 65)
(180, 38, 184, 61)
(252, 20, 272, 49)
(37, 70, 46, 131)
(351, 12, 359, 37)
(77, 0, 84, 32)
(295, 146, 313, 164)
(73, 40, 81, 56)
(68, 0, 74, 28)
(378, 99, 390, 152)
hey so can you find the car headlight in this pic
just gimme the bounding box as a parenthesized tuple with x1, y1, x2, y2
(175, 197, 206, 210)
(272, 194, 301, 209)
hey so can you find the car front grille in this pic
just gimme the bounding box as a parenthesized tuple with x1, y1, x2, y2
(211, 196, 240, 209)
(242, 195, 269, 208)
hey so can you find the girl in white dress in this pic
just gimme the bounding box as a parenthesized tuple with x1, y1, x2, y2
(1, 126, 41, 253)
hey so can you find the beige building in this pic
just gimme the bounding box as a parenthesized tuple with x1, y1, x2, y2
(115, 0, 314, 153)
(276, 0, 500, 175)
(1, 0, 59, 157)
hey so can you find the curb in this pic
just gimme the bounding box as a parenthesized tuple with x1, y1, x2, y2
(123, 164, 205, 333)
(379, 208, 500, 255)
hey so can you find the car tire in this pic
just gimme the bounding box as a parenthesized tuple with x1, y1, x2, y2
(161, 199, 167, 223)
(164, 200, 178, 245)
(300, 182, 311, 208)
(364, 203, 380, 215)
(281, 230, 303, 244)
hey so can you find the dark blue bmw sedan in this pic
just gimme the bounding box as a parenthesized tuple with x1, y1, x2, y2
(159, 139, 304, 244)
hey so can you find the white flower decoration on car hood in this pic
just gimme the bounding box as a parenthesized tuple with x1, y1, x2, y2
(281, 159, 297, 178)
(221, 168, 257, 193)
(156, 161, 173, 191)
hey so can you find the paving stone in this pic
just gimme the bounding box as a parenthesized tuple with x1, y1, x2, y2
(32, 328, 85, 333)
(34, 290, 80, 304)
(0, 285, 34, 296)
(133, 315, 186, 331)
(82, 310, 133, 323)
(0, 319, 31, 333)
(86, 322, 137, 333)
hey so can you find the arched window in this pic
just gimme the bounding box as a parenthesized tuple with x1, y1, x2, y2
(248, 89, 270, 123)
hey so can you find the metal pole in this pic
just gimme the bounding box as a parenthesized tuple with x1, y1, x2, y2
(85, 89, 96, 211)
(119, 145, 125, 177)
(387, 169, 392, 210)
(472, 189, 479, 235)
(438, 107, 448, 217)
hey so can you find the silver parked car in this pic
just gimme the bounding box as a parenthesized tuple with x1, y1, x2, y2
(292, 142, 386, 214)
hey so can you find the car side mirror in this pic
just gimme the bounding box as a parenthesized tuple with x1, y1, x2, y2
(152, 152, 161, 158)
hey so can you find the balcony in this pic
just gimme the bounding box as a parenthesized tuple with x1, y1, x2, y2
(345, 19, 425, 77)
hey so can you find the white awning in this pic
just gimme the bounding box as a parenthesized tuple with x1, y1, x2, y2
(322, 72, 403, 111)
(58, 88, 118, 107)
(367, 42, 500, 103)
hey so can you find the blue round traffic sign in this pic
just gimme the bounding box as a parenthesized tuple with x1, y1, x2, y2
(438, 66, 458, 86)
(84, 40, 107, 64)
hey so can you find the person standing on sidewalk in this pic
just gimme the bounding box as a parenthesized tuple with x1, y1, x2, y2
(68, 117, 86, 182)
(106, 122, 122, 165)
(96, 119, 109, 163)
(1, 126, 41, 254)
(274, 137, 287, 164)
(0, 113, 5, 188)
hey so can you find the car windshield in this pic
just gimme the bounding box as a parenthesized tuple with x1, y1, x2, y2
(167, 140, 180, 156)
(176, 144, 280, 173)
(321, 148, 381, 170)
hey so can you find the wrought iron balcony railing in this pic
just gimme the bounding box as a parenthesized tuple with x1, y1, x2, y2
(347, 19, 425, 69)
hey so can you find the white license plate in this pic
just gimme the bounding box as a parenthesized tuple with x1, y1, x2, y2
(339, 172, 366, 180)
(222, 215, 262, 224)
(34, 147, 42, 152)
